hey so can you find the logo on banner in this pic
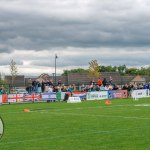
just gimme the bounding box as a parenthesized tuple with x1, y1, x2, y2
(41, 92, 56, 101)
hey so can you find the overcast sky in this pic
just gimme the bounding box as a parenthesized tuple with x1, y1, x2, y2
(0, 0, 150, 76)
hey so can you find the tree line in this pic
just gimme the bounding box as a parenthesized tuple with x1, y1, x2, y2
(62, 61, 150, 76)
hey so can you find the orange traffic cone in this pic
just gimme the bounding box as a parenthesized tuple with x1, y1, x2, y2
(105, 99, 112, 105)
(23, 109, 30, 112)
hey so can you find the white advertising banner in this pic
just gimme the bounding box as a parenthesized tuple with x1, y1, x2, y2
(67, 97, 81, 103)
(131, 89, 150, 98)
(86, 91, 108, 100)
(61, 92, 66, 100)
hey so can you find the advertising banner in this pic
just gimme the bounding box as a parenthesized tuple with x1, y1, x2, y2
(8, 94, 24, 103)
(131, 89, 150, 98)
(67, 97, 81, 103)
(0, 94, 7, 104)
(72, 92, 86, 99)
(108, 90, 128, 99)
(0, 95, 2, 105)
(2, 94, 7, 103)
(24, 93, 41, 102)
(56, 92, 66, 101)
(41, 92, 56, 101)
(86, 91, 108, 100)
(61, 92, 66, 100)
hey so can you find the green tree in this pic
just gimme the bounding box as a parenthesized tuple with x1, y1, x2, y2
(126, 68, 138, 75)
(62, 68, 88, 76)
(88, 60, 100, 80)
(10, 59, 18, 88)
(99, 65, 118, 72)
(118, 65, 127, 74)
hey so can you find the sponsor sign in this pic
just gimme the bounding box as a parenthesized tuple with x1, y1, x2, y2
(86, 91, 108, 100)
(131, 89, 150, 98)
(41, 92, 56, 101)
(67, 97, 81, 103)
(108, 90, 128, 99)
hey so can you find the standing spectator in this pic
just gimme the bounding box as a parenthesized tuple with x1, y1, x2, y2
(81, 84, 85, 92)
(57, 79, 62, 86)
(48, 85, 53, 93)
(27, 78, 33, 94)
(37, 81, 42, 93)
(45, 80, 50, 92)
(122, 84, 128, 90)
(102, 78, 107, 87)
(90, 79, 95, 85)
(32, 80, 36, 92)
(127, 84, 133, 97)
(0, 88, 3, 94)
(109, 76, 113, 84)
(97, 78, 102, 86)
(41, 80, 45, 93)
(49, 80, 53, 86)
(61, 85, 67, 92)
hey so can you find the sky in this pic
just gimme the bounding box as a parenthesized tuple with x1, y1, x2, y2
(0, 0, 150, 76)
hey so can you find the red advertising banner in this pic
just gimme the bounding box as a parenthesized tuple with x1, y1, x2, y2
(0, 94, 7, 104)
(108, 90, 128, 99)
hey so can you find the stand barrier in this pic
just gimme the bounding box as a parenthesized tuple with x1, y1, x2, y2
(1, 90, 149, 104)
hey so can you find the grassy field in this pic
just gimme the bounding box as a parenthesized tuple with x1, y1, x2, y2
(0, 98, 150, 150)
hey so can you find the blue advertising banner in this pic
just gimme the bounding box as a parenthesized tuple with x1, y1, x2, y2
(41, 92, 56, 101)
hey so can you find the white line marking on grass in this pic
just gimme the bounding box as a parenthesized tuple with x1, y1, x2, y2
(134, 104, 150, 106)
(0, 126, 149, 145)
(42, 112, 150, 120)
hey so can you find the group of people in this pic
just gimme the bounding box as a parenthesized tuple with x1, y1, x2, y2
(80, 78, 150, 93)
(25, 77, 150, 94)
(26, 79, 76, 94)
(0, 87, 6, 94)
(122, 82, 150, 91)
(80, 78, 117, 92)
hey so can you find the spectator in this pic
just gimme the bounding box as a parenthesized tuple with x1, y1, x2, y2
(97, 78, 102, 86)
(27, 78, 33, 94)
(90, 79, 95, 85)
(109, 76, 113, 84)
(58, 79, 62, 86)
(41, 80, 45, 93)
(48, 85, 53, 93)
(102, 78, 107, 87)
(37, 81, 42, 93)
(81, 84, 85, 92)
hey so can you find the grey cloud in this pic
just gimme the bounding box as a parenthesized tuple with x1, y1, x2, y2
(0, 0, 150, 74)
(1, 0, 150, 54)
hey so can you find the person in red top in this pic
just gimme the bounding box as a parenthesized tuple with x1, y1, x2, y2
(97, 78, 102, 86)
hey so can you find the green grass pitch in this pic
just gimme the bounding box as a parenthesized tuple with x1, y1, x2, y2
(0, 98, 150, 150)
